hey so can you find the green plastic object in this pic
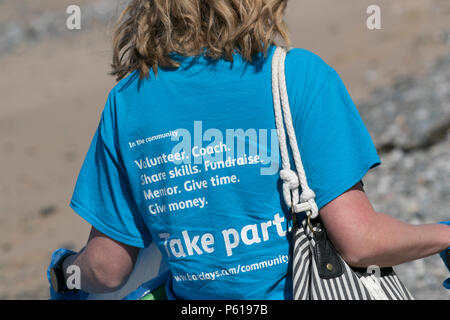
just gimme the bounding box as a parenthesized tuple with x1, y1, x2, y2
(139, 284, 167, 300)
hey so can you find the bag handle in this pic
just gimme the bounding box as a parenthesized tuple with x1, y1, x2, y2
(271, 46, 319, 219)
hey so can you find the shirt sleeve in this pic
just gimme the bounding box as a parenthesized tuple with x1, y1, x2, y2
(294, 70, 381, 210)
(69, 90, 152, 248)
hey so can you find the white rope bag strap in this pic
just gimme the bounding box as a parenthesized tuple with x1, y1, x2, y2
(272, 47, 319, 219)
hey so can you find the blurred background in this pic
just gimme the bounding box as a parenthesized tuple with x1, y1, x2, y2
(0, 0, 449, 299)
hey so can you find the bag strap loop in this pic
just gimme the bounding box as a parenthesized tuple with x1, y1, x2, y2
(272, 46, 319, 219)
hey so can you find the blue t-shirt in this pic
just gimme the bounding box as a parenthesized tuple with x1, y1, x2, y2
(70, 45, 381, 300)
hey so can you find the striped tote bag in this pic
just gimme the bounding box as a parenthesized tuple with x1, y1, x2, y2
(271, 46, 414, 300)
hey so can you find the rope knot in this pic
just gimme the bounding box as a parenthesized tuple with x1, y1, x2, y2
(306, 198, 319, 219)
(279, 169, 300, 189)
(300, 188, 315, 202)
(293, 198, 319, 219)
(300, 189, 318, 218)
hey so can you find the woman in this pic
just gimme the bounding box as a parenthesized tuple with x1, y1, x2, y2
(48, 0, 449, 300)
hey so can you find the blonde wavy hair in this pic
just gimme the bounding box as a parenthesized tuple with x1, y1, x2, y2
(111, 0, 291, 80)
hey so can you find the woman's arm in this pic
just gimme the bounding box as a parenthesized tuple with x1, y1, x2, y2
(320, 182, 450, 268)
(62, 227, 140, 293)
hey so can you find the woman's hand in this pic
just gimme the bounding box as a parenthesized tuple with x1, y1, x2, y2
(319, 182, 450, 268)
(47, 248, 89, 300)
(438, 221, 450, 289)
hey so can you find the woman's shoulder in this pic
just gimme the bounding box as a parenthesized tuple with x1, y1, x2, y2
(285, 47, 336, 79)
(106, 70, 152, 107)
(286, 47, 331, 66)
(282, 47, 338, 103)
(113, 70, 142, 94)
